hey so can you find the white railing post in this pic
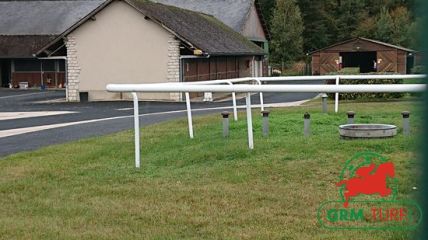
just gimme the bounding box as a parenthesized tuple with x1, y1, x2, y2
(132, 92, 140, 168)
(185, 92, 194, 139)
(231, 92, 238, 121)
(335, 76, 340, 113)
(245, 92, 254, 149)
(226, 81, 238, 121)
(254, 79, 264, 111)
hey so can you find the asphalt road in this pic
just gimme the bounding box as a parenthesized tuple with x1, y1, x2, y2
(0, 80, 324, 157)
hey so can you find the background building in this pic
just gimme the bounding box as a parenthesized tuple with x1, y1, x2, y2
(310, 37, 418, 75)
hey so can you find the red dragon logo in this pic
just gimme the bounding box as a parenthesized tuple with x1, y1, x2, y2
(336, 162, 395, 208)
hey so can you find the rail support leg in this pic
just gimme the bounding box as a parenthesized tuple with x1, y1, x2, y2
(185, 92, 194, 139)
(132, 92, 140, 168)
(232, 92, 238, 121)
(246, 92, 254, 149)
(335, 76, 340, 113)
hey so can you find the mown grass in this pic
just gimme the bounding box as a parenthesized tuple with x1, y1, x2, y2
(0, 99, 423, 239)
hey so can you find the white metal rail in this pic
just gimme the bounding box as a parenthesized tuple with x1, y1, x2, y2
(107, 76, 426, 168)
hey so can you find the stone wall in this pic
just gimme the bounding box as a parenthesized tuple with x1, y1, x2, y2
(167, 36, 181, 101)
(65, 36, 81, 102)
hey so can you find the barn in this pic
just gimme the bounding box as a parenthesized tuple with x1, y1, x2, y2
(0, 0, 265, 102)
(310, 37, 418, 75)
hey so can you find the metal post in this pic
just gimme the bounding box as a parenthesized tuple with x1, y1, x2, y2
(132, 92, 140, 168)
(321, 93, 328, 113)
(221, 111, 230, 137)
(261, 110, 270, 137)
(246, 92, 254, 149)
(304, 112, 311, 137)
(335, 76, 340, 113)
(402, 111, 410, 136)
(185, 92, 194, 139)
(347, 111, 355, 124)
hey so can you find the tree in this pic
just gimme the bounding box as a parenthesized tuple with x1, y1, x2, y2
(270, 0, 304, 66)
(375, 7, 394, 43)
(390, 6, 413, 47)
(333, 0, 366, 41)
(297, 0, 336, 53)
(258, 0, 276, 30)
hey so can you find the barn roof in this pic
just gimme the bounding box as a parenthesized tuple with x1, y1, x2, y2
(153, 0, 270, 39)
(37, 0, 265, 56)
(0, 0, 106, 35)
(309, 37, 415, 54)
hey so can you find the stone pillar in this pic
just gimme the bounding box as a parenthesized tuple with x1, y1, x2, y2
(167, 36, 181, 101)
(65, 36, 81, 102)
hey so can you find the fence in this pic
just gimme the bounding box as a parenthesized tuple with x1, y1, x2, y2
(107, 74, 426, 168)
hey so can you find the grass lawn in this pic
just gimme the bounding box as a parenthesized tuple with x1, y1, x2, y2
(0, 99, 423, 239)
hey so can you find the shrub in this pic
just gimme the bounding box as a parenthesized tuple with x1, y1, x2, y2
(326, 71, 404, 100)
(411, 65, 425, 74)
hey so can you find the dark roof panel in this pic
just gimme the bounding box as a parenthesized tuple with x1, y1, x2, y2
(0, 0, 106, 35)
(0, 35, 57, 58)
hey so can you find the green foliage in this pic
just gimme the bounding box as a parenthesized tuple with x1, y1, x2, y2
(270, 0, 304, 65)
(375, 7, 395, 43)
(257, 0, 275, 30)
(297, 0, 336, 52)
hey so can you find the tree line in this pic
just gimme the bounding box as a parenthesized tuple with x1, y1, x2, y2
(259, 0, 421, 66)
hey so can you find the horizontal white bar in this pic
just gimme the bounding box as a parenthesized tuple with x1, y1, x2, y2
(165, 74, 426, 85)
(107, 84, 426, 93)
(256, 74, 425, 82)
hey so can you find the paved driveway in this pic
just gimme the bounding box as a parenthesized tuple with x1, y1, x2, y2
(0, 80, 324, 157)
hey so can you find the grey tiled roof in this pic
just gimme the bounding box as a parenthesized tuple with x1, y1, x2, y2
(128, 0, 264, 55)
(0, 0, 106, 35)
(153, 0, 253, 32)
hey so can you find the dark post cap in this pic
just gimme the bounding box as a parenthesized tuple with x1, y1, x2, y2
(304, 112, 310, 119)
(347, 111, 355, 118)
(221, 111, 230, 118)
(261, 110, 270, 117)
(401, 111, 410, 118)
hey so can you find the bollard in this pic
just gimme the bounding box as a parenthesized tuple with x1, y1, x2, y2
(321, 93, 328, 113)
(304, 112, 311, 137)
(347, 111, 355, 124)
(261, 110, 270, 137)
(221, 111, 230, 137)
(401, 111, 410, 136)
